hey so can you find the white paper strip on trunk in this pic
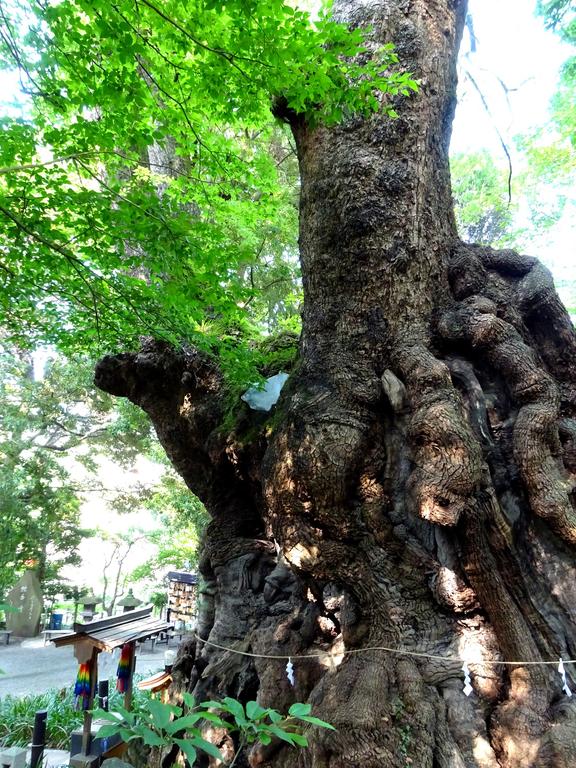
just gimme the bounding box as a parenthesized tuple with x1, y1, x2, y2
(242, 372, 289, 411)
(558, 658, 573, 697)
(462, 661, 473, 697)
(286, 658, 295, 686)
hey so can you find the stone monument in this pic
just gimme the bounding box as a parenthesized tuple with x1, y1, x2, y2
(6, 570, 43, 637)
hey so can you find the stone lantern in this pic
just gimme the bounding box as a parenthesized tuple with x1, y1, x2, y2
(117, 589, 143, 613)
(80, 592, 101, 622)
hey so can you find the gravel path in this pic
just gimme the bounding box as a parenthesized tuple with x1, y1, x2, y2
(0, 638, 166, 698)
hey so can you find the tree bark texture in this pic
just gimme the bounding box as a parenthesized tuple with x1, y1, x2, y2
(95, 0, 576, 765)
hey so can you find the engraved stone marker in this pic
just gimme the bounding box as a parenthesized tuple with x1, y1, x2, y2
(6, 570, 43, 637)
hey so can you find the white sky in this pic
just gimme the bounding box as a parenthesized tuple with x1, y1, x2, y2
(58, 453, 165, 604)
(451, 0, 574, 279)
(452, 0, 570, 157)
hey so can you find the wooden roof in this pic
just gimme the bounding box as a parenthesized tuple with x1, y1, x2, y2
(167, 570, 198, 585)
(137, 670, 172, 692)
(53, 606, 173, 652)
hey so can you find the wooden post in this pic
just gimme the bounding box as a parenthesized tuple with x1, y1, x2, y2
(123, 641, 137, 711)
(81, 647, 99, 756)
(30, 709, 47, 768)
(98, 679, 109, 711)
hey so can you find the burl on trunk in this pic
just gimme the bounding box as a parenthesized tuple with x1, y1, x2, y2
(96, 0, 576, 765)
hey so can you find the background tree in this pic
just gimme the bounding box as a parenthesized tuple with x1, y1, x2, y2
(0, 350, 88, 599)
(128, 473, 208, 589)
(451, 150, 517, 246)
(0, 347, 159, 603)
(96, 474, 207, 615)
(99, 530, 145, 616)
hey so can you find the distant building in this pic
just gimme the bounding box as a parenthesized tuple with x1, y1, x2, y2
(166, 571, 198, 626)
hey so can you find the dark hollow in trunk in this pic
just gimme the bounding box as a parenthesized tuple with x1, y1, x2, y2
(95, 1, 576, 765)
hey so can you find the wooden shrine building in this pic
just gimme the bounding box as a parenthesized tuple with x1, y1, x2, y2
(53, 606, 172, 767)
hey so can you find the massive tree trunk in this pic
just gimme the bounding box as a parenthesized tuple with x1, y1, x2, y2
(95, 0, 576, 765)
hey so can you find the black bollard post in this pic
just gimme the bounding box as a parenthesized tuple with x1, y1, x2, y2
(30, 710, 47, 768)
(98, 679, 109, 711)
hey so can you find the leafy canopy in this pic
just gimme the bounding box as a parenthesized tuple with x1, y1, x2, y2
(0, 0, 417, 385)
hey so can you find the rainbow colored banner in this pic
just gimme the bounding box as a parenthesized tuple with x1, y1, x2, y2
(74, 662, 92, 710)
(116, 643, 133, 693)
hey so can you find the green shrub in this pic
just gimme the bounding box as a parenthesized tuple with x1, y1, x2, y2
(0, 688, 82, 749)
(95, 693, 334, 767)
(0, 681, 151, 749)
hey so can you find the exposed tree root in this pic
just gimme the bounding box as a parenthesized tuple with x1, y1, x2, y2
(441, 255, 576, 546)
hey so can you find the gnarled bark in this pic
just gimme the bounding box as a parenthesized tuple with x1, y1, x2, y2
(96, 0, 576, 765)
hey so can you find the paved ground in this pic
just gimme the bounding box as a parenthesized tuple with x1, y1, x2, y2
(0, 637, 167, 698)
(0, 748, 70, 768)
(29, 748, 70, 768)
